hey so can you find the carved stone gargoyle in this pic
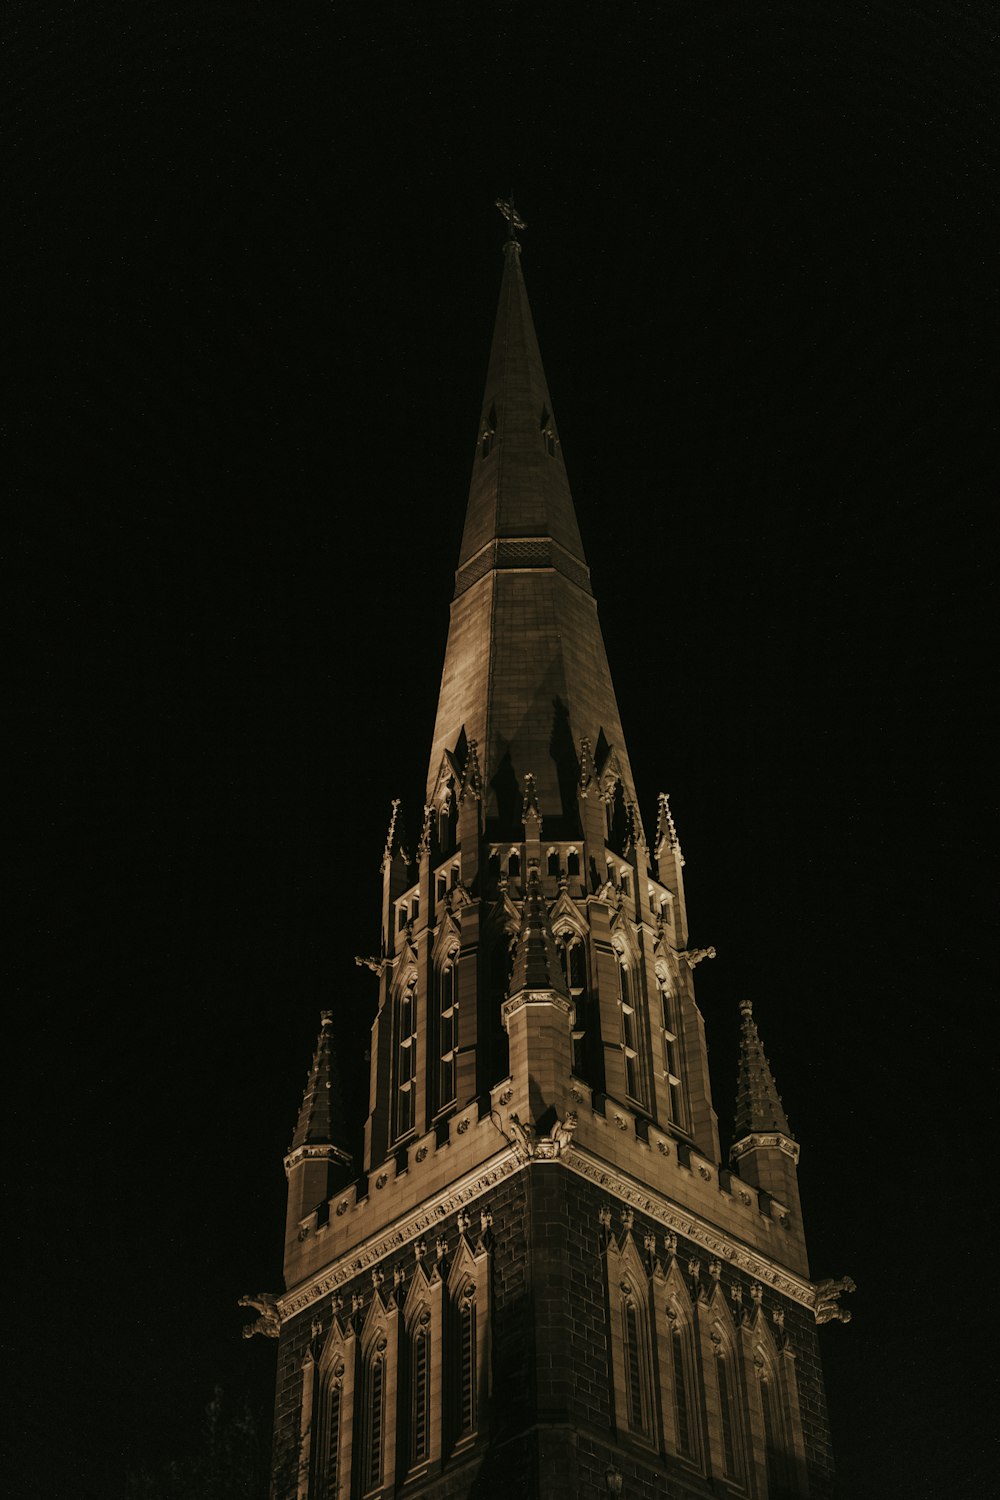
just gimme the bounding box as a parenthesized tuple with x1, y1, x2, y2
(508, 1111, 577, 1161)
(813, 1275, 856, 1325)
(238, 1292, 281, 1340)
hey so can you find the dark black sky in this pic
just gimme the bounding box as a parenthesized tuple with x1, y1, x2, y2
(9, 3, 997, 1496)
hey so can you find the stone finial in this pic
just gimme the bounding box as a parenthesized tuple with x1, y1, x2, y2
(380, 797, 409, 872)
(460, 738, 484, 803)
(417, 803, 434, 856)
(521, 771, 542, 830)
(654, 791, 684, 863)
(579, 738, 596, 796)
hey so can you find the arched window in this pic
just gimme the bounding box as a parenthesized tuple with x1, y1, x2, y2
(323, 1381, 342, 1492)
(547, 847, 560, 877)
(436, 951, 459, 1110)
(507, 848, 521, 881)
(715, 1348, 741, 1481)
(458, 1284, 477, 1437)
(656, 968, 687, 1129)
(364, 1345, 387, 1493)
(567, 847, 580, 877)
(614, 1273, 654, 1443)
(409, 1319, 431, 1465)
(394, 977, 418, 1139)
(616, 953, 645, 1106)
(557, 931, 588, 1077)
(671, 1323, 694, 1459)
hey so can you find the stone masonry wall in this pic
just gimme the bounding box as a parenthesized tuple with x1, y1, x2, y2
(272, 1161, 833, 1499)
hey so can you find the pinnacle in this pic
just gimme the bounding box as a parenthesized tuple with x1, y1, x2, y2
(290, 1010, 349, 1152)
(733, 1000, 793, 1141)
(507, 866, 569, 999)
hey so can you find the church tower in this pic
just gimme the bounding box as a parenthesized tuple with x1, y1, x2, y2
(257, 214, 852, 1499)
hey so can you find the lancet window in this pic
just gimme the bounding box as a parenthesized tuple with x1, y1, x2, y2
(307, 1323, 357, 1500)
(656, 967, 687, 1129)
(445, 1236, 491, 1456)
(604, 1243, 656, 1448)
(706, 1319, 747, 1488)
(407, 1315, 431, 1467)
(393, 976, 418, 1140)
(435, 949, 459, 1111)
(615, 948, 646, 1107)
(362, 1341, 387, 1493)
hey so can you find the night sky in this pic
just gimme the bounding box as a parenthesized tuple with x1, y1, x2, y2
(10, 3, 996, 1496)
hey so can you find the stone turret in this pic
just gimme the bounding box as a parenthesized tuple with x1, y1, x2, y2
(730, 998, 808, 1273)
(283, 1010, 352, 1265)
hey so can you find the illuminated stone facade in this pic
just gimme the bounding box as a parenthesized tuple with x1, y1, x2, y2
(262, 233, 850, 1498)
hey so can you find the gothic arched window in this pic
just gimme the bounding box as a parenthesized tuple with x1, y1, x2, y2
(458, 1285, 477, 1437)
(567, 847, 580, 878)
(394, 976, 418, 1140)
(323, 1380, 342, 1492)
(435, 951, 459, 1111)
(616, 951, 646, 1107)
(656, 968, 687, 1130)
(363, 1345, 387, 1493)
(409, 1319, 431, 1465)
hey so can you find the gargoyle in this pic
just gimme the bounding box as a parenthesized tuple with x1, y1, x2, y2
(813, 1275, 856, 1324)
(238, 1292, 280, 1340)
(679, 946, 717, 969)
(508, 1111, 577, 1160)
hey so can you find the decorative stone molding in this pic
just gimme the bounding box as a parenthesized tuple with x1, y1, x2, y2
(277, 1148, 522, 1324)
(731, 1131, 801, 1164)
(501, 990, 575, 1026)
(564, 1147, 817, 1310)
(283, 1142, 353, 1177)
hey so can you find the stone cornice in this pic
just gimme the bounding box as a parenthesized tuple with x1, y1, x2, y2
(277, 1140, 818, 1326)
(730, 1132, 801, 1164)
(501, 990, 574, 1025)
(561, 1146, 816, 1310)
(283, 1143, 353, 1177)
(277, 1148, 521, 1324)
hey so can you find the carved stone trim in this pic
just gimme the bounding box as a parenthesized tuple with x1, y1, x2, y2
(562, 1147, 816, 1310)
(277, 1148, 521, 1324)
(501, 990, 575, 1026)
(730, 1132, 801, 1165)
(284, 1143, 353, 1177)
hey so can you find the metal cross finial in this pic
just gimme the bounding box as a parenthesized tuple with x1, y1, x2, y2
(496, 195, 526, 238)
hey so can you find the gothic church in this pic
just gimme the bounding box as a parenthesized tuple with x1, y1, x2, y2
(255, 218, 852, 1499)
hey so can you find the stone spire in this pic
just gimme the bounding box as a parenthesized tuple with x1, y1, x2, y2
(733, 1000, 793, 1140)
(289, 1010, 351, 1157)
(283, 1011, 352, 1257)
(427, 230, 640, 832)
(508, 866, 569, 999)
